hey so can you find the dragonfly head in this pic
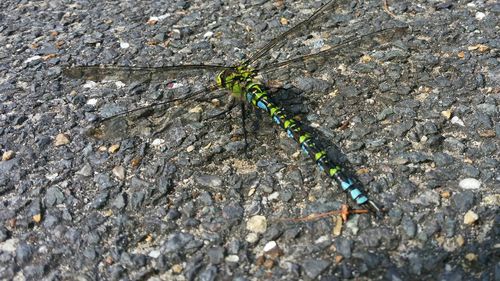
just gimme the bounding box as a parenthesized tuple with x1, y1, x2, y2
(216, 66, 256, 98)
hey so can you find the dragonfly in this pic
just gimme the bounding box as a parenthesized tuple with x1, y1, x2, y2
(64, 0, 408, 218)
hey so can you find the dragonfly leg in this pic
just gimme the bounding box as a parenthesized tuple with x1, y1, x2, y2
(240, 102, 250, 158)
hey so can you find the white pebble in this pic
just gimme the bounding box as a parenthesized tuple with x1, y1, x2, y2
(0, 238, 19, 252)
(120, 41, 130, 49)
(115, 81, 126, 88)
(451, 116, 465, 126)
(24, 55, 41, 64)
(459, 178, 481, 190)
(263, 241, 277, 252)
(225, 255, 239, 263)
(268, 192, 279, 201)
(86, 98, 98, 106)
(475, 12, 486, 20)
(149, 250, 161, 258)
(203, 31, 214, 38)
(151, 138, 165, 146)
(83, 81, 97, 88)
(246, 215, 267, 233)
(245, 233, 259, 243)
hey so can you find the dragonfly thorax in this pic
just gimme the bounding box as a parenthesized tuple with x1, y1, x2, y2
(216, 65, 257, 99)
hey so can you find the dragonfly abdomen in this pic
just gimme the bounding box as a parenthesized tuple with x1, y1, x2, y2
(245, 82, 370, 206)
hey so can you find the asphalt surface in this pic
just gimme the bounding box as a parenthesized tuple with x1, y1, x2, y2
(0, 0, 498, 280)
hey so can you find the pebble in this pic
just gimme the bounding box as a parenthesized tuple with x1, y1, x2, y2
(450, 116, 465, 126)
(441, 110, 452, 119)
(45, 187, 65, 207)
(151, 138, 165, 147)
(207, 247, 224, 264)
(0, 238, 18, 252)
(108, 144, 120, 154)
(475, 12, 486, 20)
(452, 191, 475, 212)
(195, 174, 222, 188)
(76, 164, 92, 177)
(463, 210, 479, 225)
(148, 250, 161, 258)
(225, 255, 239, 263)
(246, 215, 267, 234)
(459, 178, 481, 190)
(263, 241, 277, 252)
(335, 239, 352, 258)
(482, 194, 500, 205)
(15, 242, 33, 265)
(2, 150, 15, 161)
(112, 166, 126, 180)
(268, 192, 280, 201)
(464, 253, 478, 262)
(203, 31, 214, 38)
(245, 233, 259, 243)
(301, 259, 330, 279)
(54, 133, 70, 146)
(86, 98, 98, 106)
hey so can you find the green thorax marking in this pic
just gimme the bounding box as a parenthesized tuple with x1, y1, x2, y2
(216, 65, 257, 99)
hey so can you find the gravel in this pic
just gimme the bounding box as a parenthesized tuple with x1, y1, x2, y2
(0, 0, 498, 280)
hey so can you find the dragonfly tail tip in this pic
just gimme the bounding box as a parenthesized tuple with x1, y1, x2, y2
(365, 200, 384, 219)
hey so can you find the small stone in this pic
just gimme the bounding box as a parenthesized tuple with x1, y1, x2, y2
(268, 192, 279, 201)
(468, 44, 489, 53)
(245, 233, 259, 243)
(172, 264, 183, 274)
(246, 215, 267, 234)
(195, 174, 222, 188)
(335, 255, 343, 263)
(441, 110, 452, 119)
(54, 133, 70, 146)
(87, 98, 98, 106)
(76, 164, 92, 177)
(186, 145, 195, 152)
(203, 31, 213, 38)
(225, 255, 239, 263)
(112, 166, 126, 180)
(149, 250, 161, 258)
(2, 150, 15, 161)
(108, 144, 120, 154)
(478, 130, 496, 138)
(459, 178, 481, 190)
(151, 138, 165, 147)
(450, 116, 465, 126)
(207, 247, 224, 265)
(32, 214, 42, 223)
(120, 41, 130, 49)
(456, 235, 465, 247)
(0, 238, 18, 252)
(441, 191, 451, 199)
(302, 259, 330, 279)
(463, 210, 478, 225)
(475, 12, 486, 20)
(263, 241, 277, 252)
(465, 253, 478, 261)
(483, 194, 500, 205)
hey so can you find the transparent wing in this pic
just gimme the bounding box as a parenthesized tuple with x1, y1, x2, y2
(243, 0, 349, 66)
(257, 26, 409, 75)
(87, 85, 217, 141)
(63, 64, 233, 83)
